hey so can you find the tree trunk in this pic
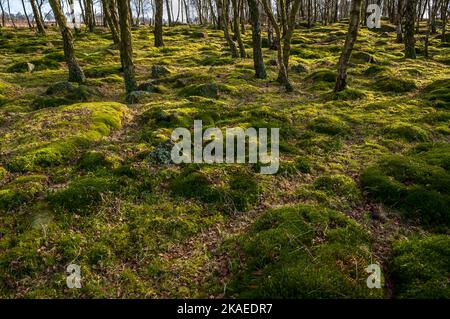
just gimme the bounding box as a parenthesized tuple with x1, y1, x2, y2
(155, 0, 164, 46)
(221, 0, 239, 57)
(21, 0, 33, 28)
(165, 0, 172, 26)
(396, 0, 403, 43)
(404, 0, 416, 58)
(85, 0, 95, 31)
(442, 0, 449, 42)
(261, 0, 293, 92)
(49, 0, 85, 84)
(232, 0, 246, 57)
(103, 0, 120, 44)
(30, 0, 46, 35)
(117, 0, 138, 94)
(248, 0, 266, 78)
(334, 0, 362, 92)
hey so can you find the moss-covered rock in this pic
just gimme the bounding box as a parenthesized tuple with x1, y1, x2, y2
(383, 123, 429, 142)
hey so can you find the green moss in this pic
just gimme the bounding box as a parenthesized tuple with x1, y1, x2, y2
(422, 79, 450, 109)
(78, 151, 115, 171)
(372, 75, 416, 93)
(7, 58, 60, 73)
(277, 156, 312, 176)
(0, 175, 47, 210)
(308, 115, 350, 136)
(48, 175, 119, 213)
(314, 174, 360, 203)
(361, 146, 450, 227)
(170, 167, 222, 203)
(225, 205, 381, 298)
(178, 83, 217, 98)
(383, 123, 429, 142)
(333, 87, 366, 100)
(0, 167, 6, 181)
(391, 235, 450, 298)
(228, 172, 260, 211)
(306, 69, 337, 83)
(363, 65, 391, 76)
(6, 102, 128, 172)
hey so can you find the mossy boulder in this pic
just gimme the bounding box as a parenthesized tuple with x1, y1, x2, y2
(225, 205, 381, 298)
(363, 65, 392, 76)
(391, 235, 450, 298)
(6, 58, 59, 73)
(306, 69, 337, 83)
(151, 65, 171, 78)
(78, 151, 116, 171)
(178, 83, 220, 99)
(333, 87, 366, 100)
(290, 64, 308, 73)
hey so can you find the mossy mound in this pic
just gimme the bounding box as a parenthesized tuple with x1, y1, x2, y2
(6, 58, 59, 73)
(78, 151, 117, 171)
(306, 69, 337, 83)
(361, 144, 450, 227)
(0, 175, 47, 210)
(422, 79, 450, 109)
(277, 156, 312, 176)
(170, 166, 260, 212)
(391, 235, 450, 298)
(383, 123, 429, 142)
(363, 65, 392, 76)
(48, 175, 119, 213)
(372, 75, 416, 93)
(308, 115, 350, 136)
(4, 102, 128, 172)
(314, 174, 360, 204)
(333, 87, 366, 100)
(177, 83, 236, 99)
(225, 205, 381, 298)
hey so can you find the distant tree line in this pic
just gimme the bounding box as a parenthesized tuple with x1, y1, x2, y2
(1, 0, 449, 94)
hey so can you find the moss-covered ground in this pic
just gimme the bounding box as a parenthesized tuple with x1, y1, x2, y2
(0, 23, 449, 298)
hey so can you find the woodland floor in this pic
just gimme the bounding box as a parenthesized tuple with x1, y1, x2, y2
(0, 21, 449, 298)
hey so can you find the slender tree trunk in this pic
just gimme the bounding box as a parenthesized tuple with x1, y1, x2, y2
(232, 0, 246, 57)
(261, 0, 293, 91)
(30, 0, 46, 35)
(49, 0, 85, 83)
(248, 0, 266, 78)
(165, 0, 172, 26)
(155, 0, 164, 46)
(404, 0, 417, 58)
(0, 1, 5, 27)
(6, 0, 16, 28)
(117, 0, 137, 94)
(22, 0, 33, 28)
(103, 0, 120, 44)
(85, 0, 94, 31)
(282, 0, 302, 71)
(222, 0, 239, 57)
(334, 0, 362, 92)
(396, 0, 403, 43)
(442, 0, 449, 42)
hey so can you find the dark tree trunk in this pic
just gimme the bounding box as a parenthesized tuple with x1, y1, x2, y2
(221, 0, 239, 57)
(404, 0, 417, 58)
(248, 0, 266, 78)
(232, 0, 246, 57)
(442, 0, 449, 42)
(334, 0, 362, 92)
(117, 0, 138, 94)
(396, 0, 403, 43)
(85, 0, 95, 31)
(155, 0, 164, 46)
(165, 0, 172, 26)
(103, 0, 120, 44)
(49, 0, 85, 84)
(30, 0, 46, 35)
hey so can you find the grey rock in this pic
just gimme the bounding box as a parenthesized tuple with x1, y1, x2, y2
(151, 65, 171, 79)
